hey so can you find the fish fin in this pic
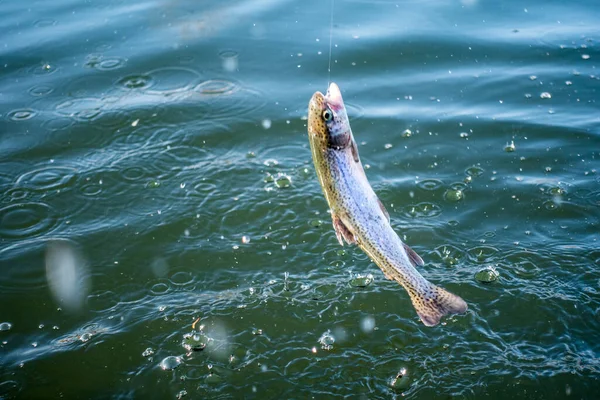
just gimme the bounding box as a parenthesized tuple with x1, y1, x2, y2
(332, 215, 356, 246)
(351, 139, 360, 163)
(408, 284, 468, 327)
(403, 243, 425, 267)
(377, 197, 390, 223)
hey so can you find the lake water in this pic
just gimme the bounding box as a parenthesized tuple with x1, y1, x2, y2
(1, 0, 599, 398)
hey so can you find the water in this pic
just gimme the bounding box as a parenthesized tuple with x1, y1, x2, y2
(0, 0, 599, 398)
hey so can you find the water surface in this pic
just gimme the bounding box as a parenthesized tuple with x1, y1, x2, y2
(1, 0, 599, 398)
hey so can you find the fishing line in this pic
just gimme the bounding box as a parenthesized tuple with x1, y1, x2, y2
(327, 0, 335, 85)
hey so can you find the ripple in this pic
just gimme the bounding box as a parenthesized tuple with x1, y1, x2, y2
(55, 97, 104, 121)
(28, 84, 54, 96)
(417, 179, 443, 191)
(97, 57, 127, 71)
(118, 74, 152, 90)
(31, 62, 58, 76)
(402, 202, 442, 218)
(7, 108, 37, 121)
(0, 202, 57, 239)
(195, 79, 237, 95)
(41, 116, 75, 131)
(16, 166, 77, 191)
(87, 290, 119, 312)
(194, 85, 267, 122)
(145, 67, 201, 94)
(170, 271, 194, 286)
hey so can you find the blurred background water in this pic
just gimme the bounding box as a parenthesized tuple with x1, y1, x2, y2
(1, 0, 599, 398)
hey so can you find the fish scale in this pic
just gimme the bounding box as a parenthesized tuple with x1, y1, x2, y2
(308, 82, 468, 326)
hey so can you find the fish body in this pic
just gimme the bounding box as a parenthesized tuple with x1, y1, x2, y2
(308, 83, 467, 326)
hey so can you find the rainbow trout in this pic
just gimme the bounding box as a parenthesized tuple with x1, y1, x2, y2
(308, 82, 467, 326)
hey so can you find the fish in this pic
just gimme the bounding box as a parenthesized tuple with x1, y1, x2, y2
(307, 82, 467, 326)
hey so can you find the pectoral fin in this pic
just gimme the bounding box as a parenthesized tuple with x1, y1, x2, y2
(403, 243, 425, 266)
(332, 215, 356, 246)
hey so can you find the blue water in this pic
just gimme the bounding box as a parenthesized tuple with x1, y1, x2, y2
(1, 0, 599, 398)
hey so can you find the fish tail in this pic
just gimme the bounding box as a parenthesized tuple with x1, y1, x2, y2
(408, 283, 468, 327)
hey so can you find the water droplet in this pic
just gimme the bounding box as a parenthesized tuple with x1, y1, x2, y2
(182, 332, 209, 351)
(475, 266, 499, 283)
(219, 50, 239, 72)
(241, 235, 250, 244)
(261, 119, 272, 129)
(384, 143, 393, 149)
(142, 348, 154, 357)
(581, 54, 590, 60)
(459, 132, 469, 138)
(504, 141, 516, 152)
(540, 92, 552, 99)
(79, 332, 92, 342)
(360, 315, 376, 333)
(159, 356, 182, 370)
(402, 129, 412, 137)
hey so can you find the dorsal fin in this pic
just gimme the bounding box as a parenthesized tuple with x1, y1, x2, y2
(403, 243, 425, 267)
(377, 197, 390, 223)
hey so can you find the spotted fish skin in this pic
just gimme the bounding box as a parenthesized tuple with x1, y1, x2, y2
(308, 82, 467, 326)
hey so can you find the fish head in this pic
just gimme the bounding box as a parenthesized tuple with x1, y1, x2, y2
(308, 82, 353, 150)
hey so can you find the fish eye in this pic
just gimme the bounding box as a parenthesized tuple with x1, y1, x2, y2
(322, 109, 333, 122)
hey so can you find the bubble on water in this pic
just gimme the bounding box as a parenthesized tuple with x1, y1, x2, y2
(309, 219, 323, 228)
(261, 119, 272, 129)
(360, 315, 376, 333)
(274, 174, 292, 188)
(402, 129, 412, 138)
(475, 266, 499, 283)
(220, 50, 239, 72)
(581, 54, 590, 60)
(390, 367, 411, 391)
(540, 92, 552, 99)
(350, 273, 374, 288)
(263, 159, 278, 167)
(318, 330, 335, 350)
(529, 75, 537, 80)
(444, 188, 464, 202)
(384, 143, 393, 149)
(459, 132, 469, 138)
(0, 322, 12, 331)
(504, 141, 516, 152)
(565, 81, 572, 86)
(241, 235, 250, 244)
(159, 356, 182, 370)
(45, 240, 90, 312)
